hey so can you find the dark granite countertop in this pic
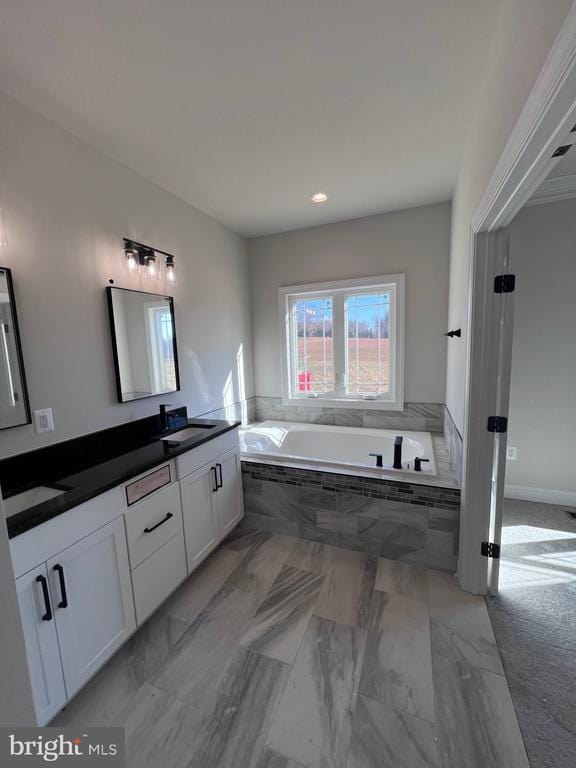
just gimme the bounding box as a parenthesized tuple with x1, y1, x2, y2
(3, 418, 241, 539)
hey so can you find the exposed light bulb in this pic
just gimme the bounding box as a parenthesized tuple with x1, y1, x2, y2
(126, 252, 137, 271)
(147, 254, 157, 279)
(165, 255, 177, 286)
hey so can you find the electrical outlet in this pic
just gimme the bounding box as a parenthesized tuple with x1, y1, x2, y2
(506, 446, 518, 461)
(33, 408, 54, 434)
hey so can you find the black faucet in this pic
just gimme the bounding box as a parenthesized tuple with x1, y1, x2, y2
(159, 404, 188, 432)
(393, 436, 403, 469)
(414, 457, 430, 472)
(369, 452, 384, 468)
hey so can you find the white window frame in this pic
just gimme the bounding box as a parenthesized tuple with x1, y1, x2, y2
(279, 274, 405, 411)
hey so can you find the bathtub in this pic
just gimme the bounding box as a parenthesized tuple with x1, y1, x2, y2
(239, 421, 437, 478)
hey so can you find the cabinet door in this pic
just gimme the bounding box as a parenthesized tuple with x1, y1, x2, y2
(48, 517, 136, 698)
(215, 448, 245, 539)
(16, 564, 67, 725)
(180, 463, 219, 572)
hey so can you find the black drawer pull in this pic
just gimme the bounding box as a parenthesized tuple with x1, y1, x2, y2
(36, 574, 52, 621)
(53, 564, 68, 609)
(216, 463, 223, 489)
(211, 466, 219, 492)
(144, 512, 174, 533)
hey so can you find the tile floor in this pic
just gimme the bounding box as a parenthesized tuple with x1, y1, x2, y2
(54, 530, 529, 767)
(487, 498, 576, 768)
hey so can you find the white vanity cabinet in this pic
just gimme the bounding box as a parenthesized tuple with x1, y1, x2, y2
(178, 430, 244, 573)
(47, 517, 136, 698)
(10, 425, 243, 726)
(16, 564, 67, 725)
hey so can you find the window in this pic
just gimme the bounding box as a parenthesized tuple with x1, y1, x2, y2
(279, 274, 404, 409)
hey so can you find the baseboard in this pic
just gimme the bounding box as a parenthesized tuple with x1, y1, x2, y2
(505, 484, 576, 507)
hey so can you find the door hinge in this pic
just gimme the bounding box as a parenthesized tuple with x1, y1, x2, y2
(487, 416, 508, 433)
(494, 274, 516, 293)
(481, 541, 501, 559)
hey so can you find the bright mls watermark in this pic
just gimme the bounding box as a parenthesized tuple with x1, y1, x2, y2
(1, 728, 124, 765)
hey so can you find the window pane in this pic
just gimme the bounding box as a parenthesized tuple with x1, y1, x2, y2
(345, 293, 390, 395)
(293, 297, 334, 394)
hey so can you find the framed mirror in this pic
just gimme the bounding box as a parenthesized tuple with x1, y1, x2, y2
(0, 267, 31, 430)
(106, 287, 180, 403)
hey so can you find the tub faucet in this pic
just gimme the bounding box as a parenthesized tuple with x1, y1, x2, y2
(369, 452, 383, 468)
(414, 457, 430, 472)
(393, 436, 403, 469)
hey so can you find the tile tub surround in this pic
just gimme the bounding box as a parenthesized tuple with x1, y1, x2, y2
(241, 462, 460, 572)
(253, 396, 444, 432)
(53, 533, 528, 768)
(443, 405, 463, 486)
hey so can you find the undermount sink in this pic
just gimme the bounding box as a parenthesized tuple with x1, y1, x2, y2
(3, 485, 69, 518)
(160, 424, 215, 444)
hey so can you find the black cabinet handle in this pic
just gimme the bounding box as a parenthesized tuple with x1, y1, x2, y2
(216, 463, 223, 489)
(211, 466, 219, 492)
(53, 564, 68, 609)
(144, 512, 174, 533)
(36, 575, 52, 621)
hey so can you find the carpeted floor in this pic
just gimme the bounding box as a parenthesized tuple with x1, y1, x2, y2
(486, 498, 576, 768)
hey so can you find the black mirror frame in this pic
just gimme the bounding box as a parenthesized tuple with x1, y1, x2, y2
(106, 286, 181, 404)
(0, 266, 32, 431)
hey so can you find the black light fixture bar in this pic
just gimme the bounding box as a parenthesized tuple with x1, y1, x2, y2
(123, 237, 175, 260)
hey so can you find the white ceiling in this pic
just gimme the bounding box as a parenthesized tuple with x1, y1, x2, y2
(0, 1, 501, 237)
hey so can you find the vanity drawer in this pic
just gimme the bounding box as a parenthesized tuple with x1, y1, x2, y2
(176, 428, 239, 479)
(124, 482, 183, 569)
(131, 532, 187, 625)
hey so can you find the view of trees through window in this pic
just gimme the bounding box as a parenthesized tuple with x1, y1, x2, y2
(293, 293, 390, 395)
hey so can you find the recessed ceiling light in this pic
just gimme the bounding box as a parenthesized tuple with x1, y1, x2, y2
(310, 192, 329, 204)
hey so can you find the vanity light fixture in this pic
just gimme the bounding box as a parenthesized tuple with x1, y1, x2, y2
(122, 238, 176, 288)
(165, 254, 177, 285)
(310, 191, 329, 204)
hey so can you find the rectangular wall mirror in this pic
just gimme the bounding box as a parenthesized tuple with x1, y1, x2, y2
(0, 267, 31, 430)
(106, 287, 180, 403)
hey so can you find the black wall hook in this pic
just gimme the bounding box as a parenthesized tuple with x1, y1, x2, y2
(444, 329, 461, 338)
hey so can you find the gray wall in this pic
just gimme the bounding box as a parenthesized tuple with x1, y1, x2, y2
(445, 0, 572, 435)
(506, 199, 576, 502)
(0, 91, 254, 458)
(248, 202, 451, 403)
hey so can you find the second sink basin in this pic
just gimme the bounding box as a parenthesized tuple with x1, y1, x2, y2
(160, 425, 215, 445)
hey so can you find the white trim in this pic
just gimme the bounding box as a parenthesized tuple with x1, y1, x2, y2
(460, 2, 576, 595)
(526, 172, 576, 205)
(505, 485, 576, 507)
(278, 274, 405, 411)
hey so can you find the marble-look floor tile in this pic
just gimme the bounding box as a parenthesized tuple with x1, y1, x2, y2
(347, 695, 438, 768)
(52, 607, 188, 726)
(314, 547, 377, 628)
(162, 546, 244, 624)
(113, 683, 203, 768)
(224, 528, 272, 553)
(226, 533, 294, 601)
(195, 648, 291, 768)
(150, 585, 257, 707)
(255, 747, 308, 768)
(359, 591, 434, 723)
(432, 654, 529, 768)
(240, 565, 325, 664)
(286, 538, 331, 574)
(267, 616, 367, 768)
(374, 557, 428, 603)
(428, 569, 503, 675)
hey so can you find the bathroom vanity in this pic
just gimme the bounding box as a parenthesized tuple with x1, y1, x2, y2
(2, 417, 244, 726)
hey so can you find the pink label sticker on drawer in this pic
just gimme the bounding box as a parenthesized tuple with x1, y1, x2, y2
(126, 465, 172, 506)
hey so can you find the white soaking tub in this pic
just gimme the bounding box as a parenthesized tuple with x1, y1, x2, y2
(239, 421, 437, 478)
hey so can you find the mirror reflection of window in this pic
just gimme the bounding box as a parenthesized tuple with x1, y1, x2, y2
(0, 268, 31, 430)
(107, 287, 180, 403)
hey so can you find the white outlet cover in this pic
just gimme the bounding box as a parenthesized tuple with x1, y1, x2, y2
(506, 446, 518, 461)
(33, 408, 54, 434)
